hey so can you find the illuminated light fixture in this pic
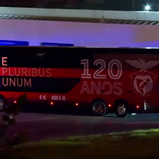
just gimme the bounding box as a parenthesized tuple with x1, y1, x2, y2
(50, 102, 54, 105)
(75, 103, 79, 106)
(144, 4, 151, 11)
(108, 104, 111, 107)
(136, 105, 140, 109)
(14, 100, 17, 104)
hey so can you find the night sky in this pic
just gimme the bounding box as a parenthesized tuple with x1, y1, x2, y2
(0, 0, 159, 11)
(80, 0, 159, 11)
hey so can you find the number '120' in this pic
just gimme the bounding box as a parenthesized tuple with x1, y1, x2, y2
(80, 59, 122, 80)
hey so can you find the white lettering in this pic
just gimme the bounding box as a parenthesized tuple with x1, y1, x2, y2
(2, 57, 8, 66)
(22, 68, 28, 76)
(15, 68, 21, 76)
(46, 68, 52, 77)
(102, 81, 113, 95)
(80, 81, 90, 94)
(32, 68, 38, 77)
(51, 95, 66, 101)
(51, 95, 59, 100)
(43, 95, 46, 100)
(81, 59, 91, 79)
(80, 59, 123, 80)
(80, 81, 122, 96)
(8, 68, 14, 76)
(108, 60, 122, 80)
(39, 95, 42, 100)
(24, 78, 32, 87)
(113, 82, 123, 95)
(90, 81, 101, 94)
(62, 96, 66, 101)
(93, 59, 106, 79)
(2, 77, 32, 87)
(2, 67, 8, 75)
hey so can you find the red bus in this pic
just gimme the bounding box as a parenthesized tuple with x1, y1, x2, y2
(0, 46, 159, 117)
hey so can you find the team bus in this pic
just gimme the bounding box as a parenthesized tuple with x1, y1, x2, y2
(0, 46, 159, 118)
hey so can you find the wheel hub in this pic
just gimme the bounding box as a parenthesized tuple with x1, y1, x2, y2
(117, 104, 126, 115)
(0, 100, 4, 110)
(93, 104, 104, 114)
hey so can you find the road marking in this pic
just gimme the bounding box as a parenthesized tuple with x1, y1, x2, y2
(105, 121, 159, 124)
(124, 122, 159, 124)
(16, 119, 159, 124)
(27, 125, 69, 132)
(17, 117, 53, 123)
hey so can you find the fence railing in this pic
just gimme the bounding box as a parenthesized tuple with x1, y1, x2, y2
(0, 0, 159, 11)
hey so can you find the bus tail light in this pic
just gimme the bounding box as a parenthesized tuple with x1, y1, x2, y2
(75, 103, 79, 106)
(108, 104, 111, 108)
(136, 105, 140, 109)
(50, 102, 54, 105)
(14, 100, 17, 104)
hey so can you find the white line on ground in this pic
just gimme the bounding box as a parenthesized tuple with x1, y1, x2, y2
(27, 125, 69, 132)
(17, 119, 159, 125)
(17, 118, 53, 123)
(123, 122, 159, 124)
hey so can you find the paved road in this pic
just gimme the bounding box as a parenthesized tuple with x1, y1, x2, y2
(1, 113, 159, 146)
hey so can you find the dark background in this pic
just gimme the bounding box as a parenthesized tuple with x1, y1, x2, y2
(0, 0, 158, 11)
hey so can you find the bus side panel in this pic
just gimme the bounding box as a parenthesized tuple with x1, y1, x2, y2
(0, 47, 158, 113)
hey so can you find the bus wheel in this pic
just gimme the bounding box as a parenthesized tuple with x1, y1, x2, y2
(0, 97, 5, 111)
(91, 100, 108, 116)
(114, 101, 129, 118)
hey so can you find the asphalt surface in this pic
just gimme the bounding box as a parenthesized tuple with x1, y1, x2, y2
(1, 113, 159, 146)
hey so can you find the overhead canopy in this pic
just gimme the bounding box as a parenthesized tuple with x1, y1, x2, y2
(0, 7, 159, 25)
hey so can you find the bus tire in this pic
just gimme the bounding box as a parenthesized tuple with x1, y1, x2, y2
(91, 99, 108, 116)
(114, 100, 129, 118)
(0, 96, 6, 112)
